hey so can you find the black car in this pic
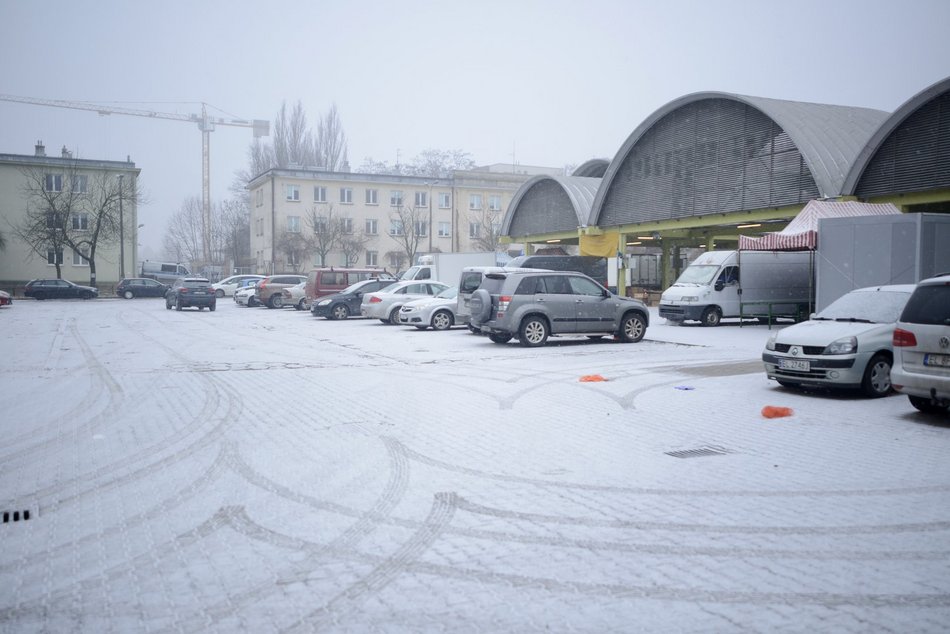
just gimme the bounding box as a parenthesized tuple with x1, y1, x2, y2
(24, 278, 99, 300)
(310, 278, 396, 319)
(164, 278, 217, 311)
(116, 277, 169, 299)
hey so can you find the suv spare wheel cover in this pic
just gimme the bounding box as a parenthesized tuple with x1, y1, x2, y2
(470, 289, 492, 323)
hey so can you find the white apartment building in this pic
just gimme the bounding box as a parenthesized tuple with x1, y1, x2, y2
(247, 164, 559, 275)
(0, 143, 140, 290)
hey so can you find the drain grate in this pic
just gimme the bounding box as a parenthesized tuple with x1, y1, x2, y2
(3, 510, 32, 523)
(665, 446, 730, 459)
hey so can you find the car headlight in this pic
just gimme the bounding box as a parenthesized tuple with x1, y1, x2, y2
(317, 299, 331, 306)
(824, 336, 857, 355)
(765, 334, 777, 351)
(679, 296, 698, 302)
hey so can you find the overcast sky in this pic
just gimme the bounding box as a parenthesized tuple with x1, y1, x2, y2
(1, 0, 948, 255)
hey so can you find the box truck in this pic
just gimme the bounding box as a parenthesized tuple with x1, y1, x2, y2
(400, 252, 497, 285)
(659, 250, 813, 326)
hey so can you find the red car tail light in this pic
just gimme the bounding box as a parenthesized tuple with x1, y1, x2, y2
(369, 296, 382, 303)
(893, 328, 917, 347)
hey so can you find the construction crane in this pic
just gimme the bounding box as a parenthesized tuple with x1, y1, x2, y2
(0, 93, 269, 264)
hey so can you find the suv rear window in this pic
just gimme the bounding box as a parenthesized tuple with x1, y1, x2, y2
(479, 275, 507, 294)
(900, 284, 950, 325)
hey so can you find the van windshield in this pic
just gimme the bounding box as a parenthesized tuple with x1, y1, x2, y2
(673, 265, 720, 286)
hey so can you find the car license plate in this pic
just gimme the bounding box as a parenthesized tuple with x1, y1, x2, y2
(924, 353, 950, 368)
(778, 358, 810, 372)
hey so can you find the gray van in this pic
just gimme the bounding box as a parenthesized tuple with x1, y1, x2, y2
(141, 261, 191, 285)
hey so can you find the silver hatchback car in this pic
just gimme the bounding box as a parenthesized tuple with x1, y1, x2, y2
(469, 270, 649, 347)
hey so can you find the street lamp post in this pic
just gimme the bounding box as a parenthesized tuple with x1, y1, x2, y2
(427, 182, 433, 252)
(118, 174, 125, 280)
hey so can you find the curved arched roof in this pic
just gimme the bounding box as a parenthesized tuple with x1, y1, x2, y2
(843, 75, 950, 195)
(502, 175, 601, 237)
(572, 159, 610, 178)
(590, 92, 888, 226)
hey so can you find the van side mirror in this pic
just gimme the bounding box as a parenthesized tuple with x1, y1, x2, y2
(714, 281, 724, 291)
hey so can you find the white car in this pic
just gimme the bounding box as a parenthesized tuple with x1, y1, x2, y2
(891, 273, 950, 415)
(212, 274, 264, 298)
(280, 281, 310, 311)
(360, 280, 450, 324)
(762, 284, 916, 397)
(398, 287, 459, 330)
(233, 279, 261, 307)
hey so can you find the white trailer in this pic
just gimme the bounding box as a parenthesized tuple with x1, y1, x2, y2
(659, 250, 813, 326)
(400, 252, 498, 285)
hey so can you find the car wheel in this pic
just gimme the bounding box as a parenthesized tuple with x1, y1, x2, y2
(489, 333, 513, 344)
(388, 306, 401, 324)
(776, 380, 800, 390)
(860, 353, 892, 398)
(269, 294, 283, 309)
(908, 395, 949, 414)
(331, 304, 349, 320)
(215, 289, 225, 298)
(123, 290, 134, 299)
(295, 299, 307, 311)
(165, 299, 172, 310)
(209, 302, 216, 312)
(33, 292, 46, 300)
(176, 298, 183, 311)
(469, 289, 493, 324)
(80, 291, 93, 300)
(248, 296, 258, 307)
(700, 306, 722, 327)
(198, 306, 204, 311)
(431, 310, 453, 331)
(618, 313, 646, 343)
(519, 316, 549, 347)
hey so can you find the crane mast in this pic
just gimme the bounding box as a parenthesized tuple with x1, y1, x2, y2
(0, 93, 269, 265)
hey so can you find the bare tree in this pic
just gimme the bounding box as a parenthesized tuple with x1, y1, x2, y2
(217, 198, 251, 273)
(315, 103, 348, 171)
(358, 148, 474, 177)
(339, 228, 372, 266)
(388, 202, 428, 267)
(274, 230, 309, 273)
(15, 165, 133, 286)
(163, 197, 204, 267)
(305, 204, 344, 267)
(0, 229, 6, 251)
(467, 205, 504, 252)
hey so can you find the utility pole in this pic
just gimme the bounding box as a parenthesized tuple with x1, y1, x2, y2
(118, 174, 125, 279)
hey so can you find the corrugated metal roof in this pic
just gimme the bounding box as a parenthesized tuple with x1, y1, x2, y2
(591, 92, 890, 226)
(502, 175, 601, 236)
(571, 159, 610, 178)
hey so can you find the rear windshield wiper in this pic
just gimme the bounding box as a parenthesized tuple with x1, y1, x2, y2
(834, 317, 873, 323)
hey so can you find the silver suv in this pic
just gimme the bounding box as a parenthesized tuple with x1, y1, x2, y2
(891, 273, 950, 415)
(469, 270, 649, 347)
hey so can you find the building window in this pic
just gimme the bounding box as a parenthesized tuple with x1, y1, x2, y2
(390, 190, 403, 207)
(439, 192, 451, 208)
(286, 184, 300, 201)
(313, 216, 328, 234)
(489, 195, 502, 211)
(47, 248, 63, 265)
(72, 247, 89, 266)
(72, 175, 88, 193)
(366, 188, 378, 205)
(45, 174, 63, 192)
(389, 220, 404, 236)
(256, 189, 263, 207)
(365, 218, 378, 235)
(46, 211, 63, 228)
(414, 221, 428, 237)
(388, 252, 403, 268)
(469, 222, 480, 238)
(438, 221, 451, 237)
(342, 217, 353, 234)
(314, 186, 327, 203)
(72, 213, 89, 231)
(287, 216, 301, 233)
(256, 217, 263, 236)
(415, 191, 428, 208)
(366, 250, 378, 266)
(469, 194, 482, 210)
(340, 187, 353, 204)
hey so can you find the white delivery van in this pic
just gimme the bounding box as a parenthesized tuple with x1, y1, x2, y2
(659, 250, 813, 326)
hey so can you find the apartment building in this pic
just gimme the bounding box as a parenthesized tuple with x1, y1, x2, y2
(247, 164, 559, 275)
(0, 142, 139, 289)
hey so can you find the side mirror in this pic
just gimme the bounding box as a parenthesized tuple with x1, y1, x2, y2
(714, 281, 724, 292)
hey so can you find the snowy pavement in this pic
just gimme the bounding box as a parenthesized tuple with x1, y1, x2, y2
(1, 298, 949, 633)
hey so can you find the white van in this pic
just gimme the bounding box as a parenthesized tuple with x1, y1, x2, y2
(141, 261, 191, 285)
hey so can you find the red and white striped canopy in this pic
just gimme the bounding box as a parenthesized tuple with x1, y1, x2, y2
(739, 200, 902, 250)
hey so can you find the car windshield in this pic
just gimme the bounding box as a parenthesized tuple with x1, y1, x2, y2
(815, 290, 912, 323)
(342, 280, 375, 294)
(673, 265, 720, 286)
(435, 287, 458, 299)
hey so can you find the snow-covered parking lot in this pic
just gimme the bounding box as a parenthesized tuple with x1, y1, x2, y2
(2, 298, 949, 632)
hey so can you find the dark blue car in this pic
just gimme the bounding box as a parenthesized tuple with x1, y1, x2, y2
(311, 278, 396, 320)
